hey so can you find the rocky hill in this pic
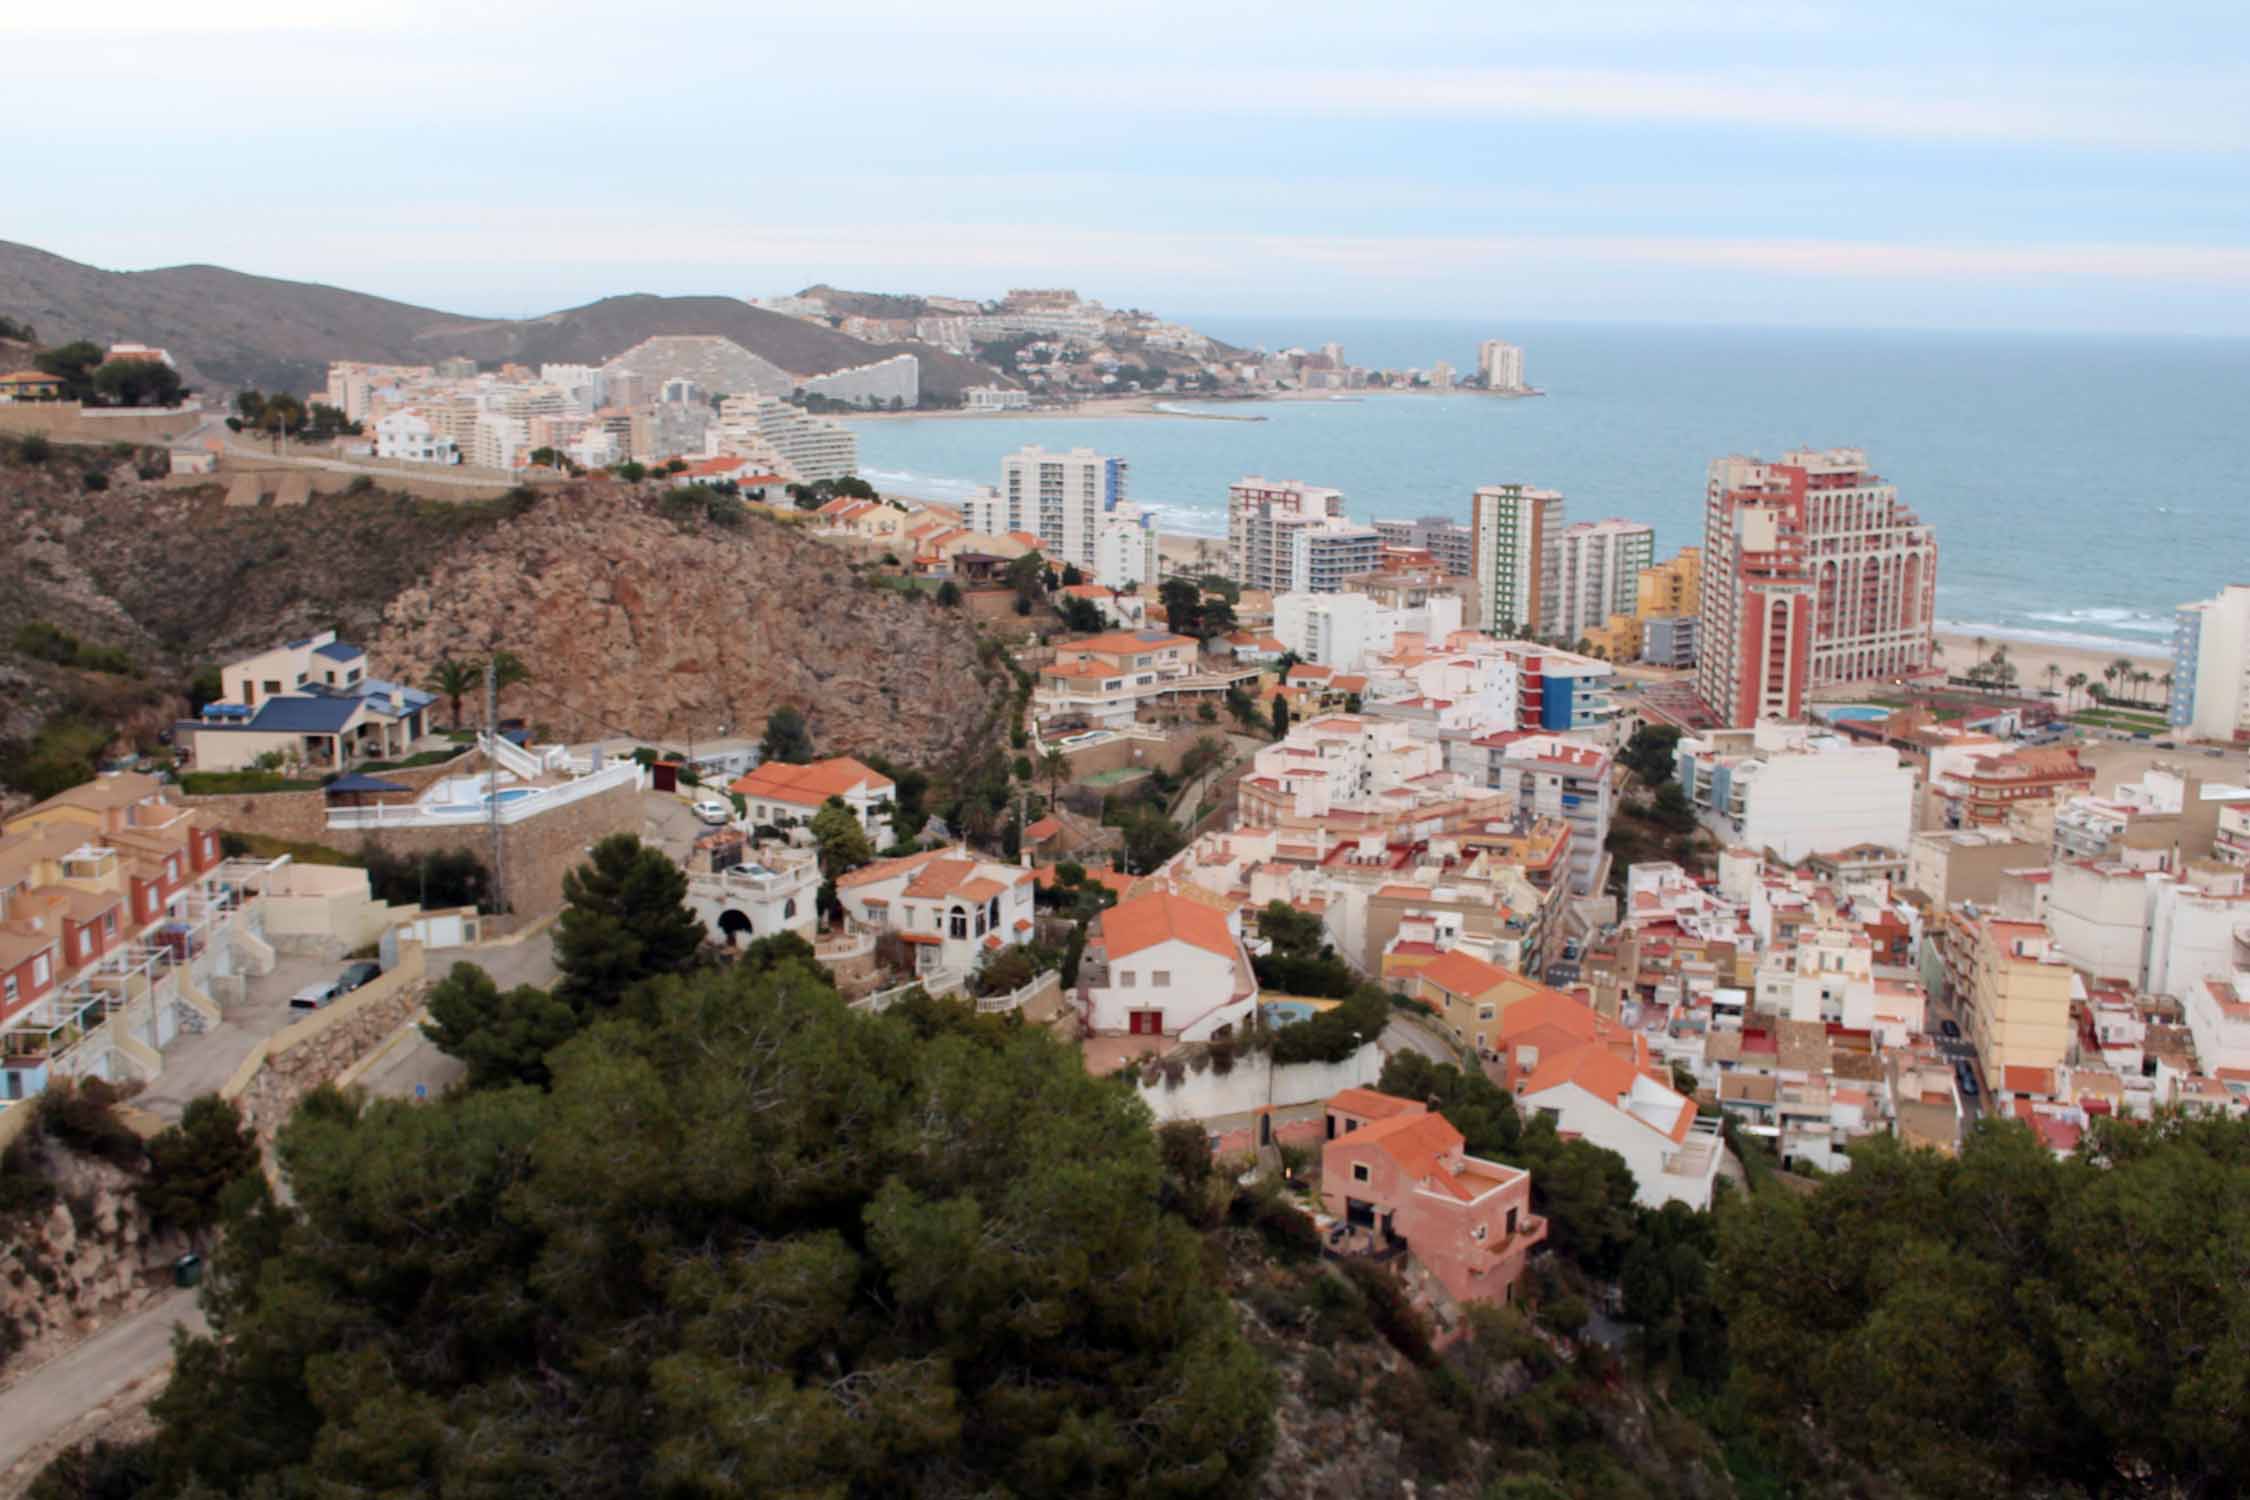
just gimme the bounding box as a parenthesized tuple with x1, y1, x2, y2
(0, 444, 1006, 793)
(0, 241, 1003, 399)
(373, 486, 1008, 755)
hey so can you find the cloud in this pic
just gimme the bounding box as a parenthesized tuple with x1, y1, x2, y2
(248, 214, 2250, 286)
(1112, 65, 2250, 153)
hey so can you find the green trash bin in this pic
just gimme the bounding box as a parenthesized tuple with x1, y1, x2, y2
(174, 1253, 203, 1288)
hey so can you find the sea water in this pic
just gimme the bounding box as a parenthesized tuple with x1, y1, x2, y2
(848, 319, 2250, 651)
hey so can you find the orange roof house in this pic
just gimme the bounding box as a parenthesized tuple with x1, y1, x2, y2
(1320, 1090, 1546, 1308)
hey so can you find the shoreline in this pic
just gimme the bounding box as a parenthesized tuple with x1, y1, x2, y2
(1930, 629, 2169, 706)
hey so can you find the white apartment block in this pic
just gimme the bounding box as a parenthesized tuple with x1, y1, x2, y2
(962, 385, 1031, 411)
(799, 353, 919, 408)
(1228, 477, 1350, 592)
(2182, 970, 2250, 1076)
(371, 410, 459, 466)
(1463, 734, 1614, 896)
(1478, 339, 1527, 392)
(1095, 506, 1160, 588)
(1674, 724, 1914, 864)
(2171, 584, 2250, 742)
(1273, 590, 1465, 673)
(1470, 485, 1564, 637)
(999, 447, 1129, 571)
(471, 413, 529, 471)
(715, 395, 857, 484)
(1553, 520, 1655, 642)
(1288, 524, 1385, 594)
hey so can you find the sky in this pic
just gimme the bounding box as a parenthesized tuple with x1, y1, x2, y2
(10, 0, 2250, 334)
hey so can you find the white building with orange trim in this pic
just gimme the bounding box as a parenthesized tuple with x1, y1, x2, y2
(1496, 990, 1722, 1208)
(729, 757, 896, 842)
(1080, 890, 1258, 1040)
(835, 846, 1037, 978)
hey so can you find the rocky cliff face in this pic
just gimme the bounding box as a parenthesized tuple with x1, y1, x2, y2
(374, 487, 1008, 764)
(0, 1154, 188, 1373)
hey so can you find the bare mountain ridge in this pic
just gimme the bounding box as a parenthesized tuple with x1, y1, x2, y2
(0, 241, 1003, 399)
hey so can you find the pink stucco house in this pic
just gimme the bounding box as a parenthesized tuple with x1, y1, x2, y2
(1319, 1088, 1546, 1308)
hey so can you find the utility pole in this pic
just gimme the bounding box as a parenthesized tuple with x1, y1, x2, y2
(485, 657, 506, 916)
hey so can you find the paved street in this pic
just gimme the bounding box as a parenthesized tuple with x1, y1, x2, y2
(640, 790, 708, 862)
(0, 1291, 207, 1476)
(1381, 1012, 1460, 1067)
(134, 954, 340, 1122)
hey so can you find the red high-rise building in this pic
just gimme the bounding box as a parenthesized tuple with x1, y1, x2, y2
(1695, 448, 1935, 726)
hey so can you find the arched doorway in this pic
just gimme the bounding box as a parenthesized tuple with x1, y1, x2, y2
(717, 909, 753, 947)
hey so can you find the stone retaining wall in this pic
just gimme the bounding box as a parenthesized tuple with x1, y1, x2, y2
(177, 749, 474, 846)
(221, 943, 429, 1146)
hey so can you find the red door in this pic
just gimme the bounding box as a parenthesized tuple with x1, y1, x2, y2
(1128, 1009, 1163, 1035)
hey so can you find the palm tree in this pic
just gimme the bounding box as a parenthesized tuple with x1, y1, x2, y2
(2044, 663, 2062, 699)
(1041, 748, 1069, 808)
(427, 657, 477, 728)
(2134, 670, 2154, 703)
(489, 651, 532, 721)
(2066, 672, 2087, 710)
(2160, 672, 2174, 707)
(2107, 657, 2133, 700)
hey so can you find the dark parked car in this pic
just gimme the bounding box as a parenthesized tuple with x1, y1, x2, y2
(1956, 1063, 1980, 1098)
(336, 960, 382, 993)
(1940, 1018, 1961, 1039)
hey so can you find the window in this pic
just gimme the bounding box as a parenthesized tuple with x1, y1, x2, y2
(1479, 1005, 1496, 1021)
(294, 672, 307, 685)
(949, 908, 968, 940)
(1472, 1223, 1488, 1242)
(1351, 1162, 1370, 1183)
(31, 955, 49, 986)
(166, 857, 178, 881)
(74, 931, 89, 959)
(2, 977, 13, 1007)
(1505, 1207, 1518, 1234)
(1119, 971, 1136, 988)
(102, 911, 116, 936)
(262, 679, 282, 694)
(1152, 970, 1170, 988)
(782, 898, 797, 919)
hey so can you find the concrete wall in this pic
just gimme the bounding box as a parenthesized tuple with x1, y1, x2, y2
(221, 940, 428, 1145)
(262, 863, 408, 958)
(1134, 1043, 1382, 1124)
(0, 402, 204, 443)
(1062, 727, 1206, 781)
(349, 777, 642, 916)
(178, 749, 474, 845)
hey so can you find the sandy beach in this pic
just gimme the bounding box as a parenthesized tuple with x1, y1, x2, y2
(847, 393, 1238, 423)
(1931, 630, 2169, 702)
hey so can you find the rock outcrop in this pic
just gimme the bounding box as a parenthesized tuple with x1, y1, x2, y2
(0, 1155, 187, 1374)
(374, 487, 1009, 764)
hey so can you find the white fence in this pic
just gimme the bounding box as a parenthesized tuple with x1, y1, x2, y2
(1134, 1043, 1383, 1124)
(327, 760, 642, 830)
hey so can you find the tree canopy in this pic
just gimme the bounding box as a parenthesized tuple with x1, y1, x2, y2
(551, 833, 706, 1011)
(759, 705, 814, 765)
(102, 969, 1274, 1497)
(1720, 1113, 2250, 1496)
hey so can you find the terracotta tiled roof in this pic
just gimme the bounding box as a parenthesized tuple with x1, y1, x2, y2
(1414, 948, 1513, 998)
(1327, 1088, 1425, 1122)
(1345, 1111, 1484, 1201)
(729, 756, 892, 806)
(1097, 890, 1237, 961)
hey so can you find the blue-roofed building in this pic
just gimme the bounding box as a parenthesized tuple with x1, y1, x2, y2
(178, 631, 432, 773)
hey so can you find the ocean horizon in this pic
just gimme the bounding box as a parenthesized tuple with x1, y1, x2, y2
(848, 318, 2250, 655)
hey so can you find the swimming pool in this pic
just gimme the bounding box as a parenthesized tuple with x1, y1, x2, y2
(1821, 705, 1891, 723)
(483, 788, 538, 806)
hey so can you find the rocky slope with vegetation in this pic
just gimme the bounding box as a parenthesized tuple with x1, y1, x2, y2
(0, 442, 1006, 800)
(371, 484, 1009, 757)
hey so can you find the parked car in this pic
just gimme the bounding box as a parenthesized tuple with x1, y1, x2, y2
(1956, 1063, 1980, 1098)
(289, 981, 342, 1011)
(1940, 1018, 1961, 1039)
(691, 797, 734, 826)
(336, 960, 382, 993)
